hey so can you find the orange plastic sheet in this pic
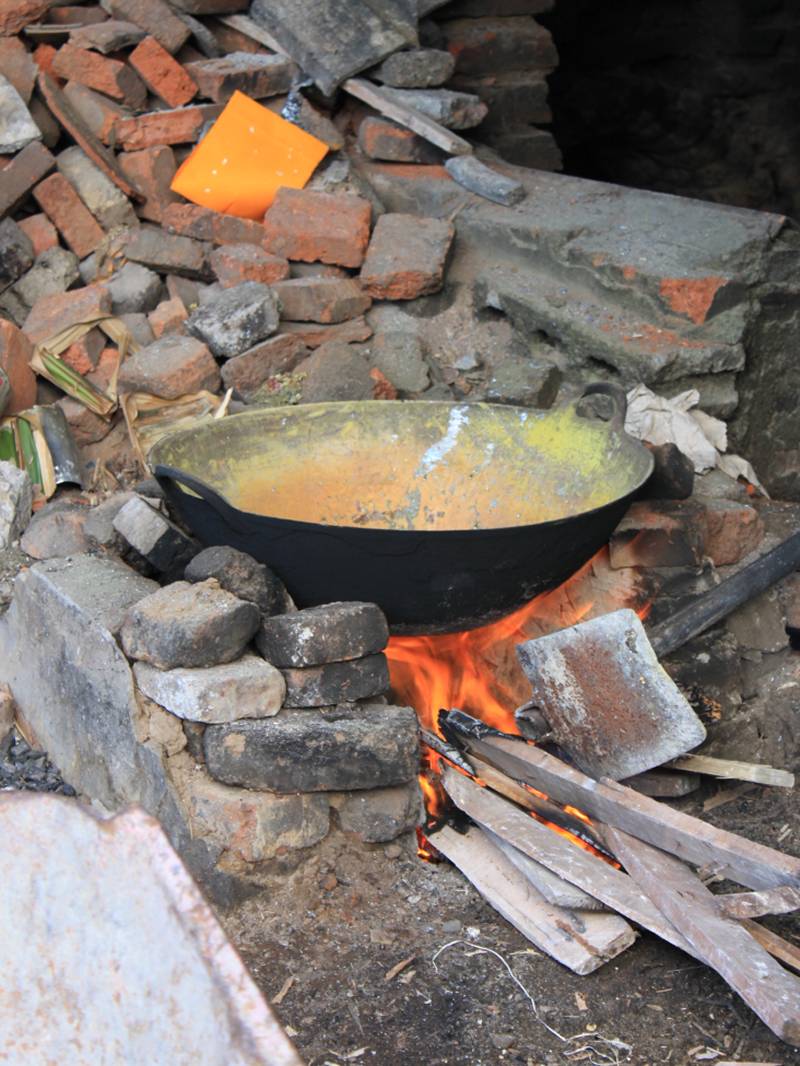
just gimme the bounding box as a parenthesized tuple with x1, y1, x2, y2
(171, 91, 329, 220)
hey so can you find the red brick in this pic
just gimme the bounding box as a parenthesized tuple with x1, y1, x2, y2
(148, 297, 188, 338)
(162, 202, 264, 246)
(0, 0, 49, 35)
(357, 117, 441, 164)
(280, 317, 372, 349)
(52, 44, 147, 109)
(100, 0, 190, 55)
(22, 285, 111, 346)
(0, 37, 37, 102)
(87, 345, 119, 392)
(111, 103, 222, 150)
(359, 213, 454, 300)
(117, 146, 179, 223)
(208, 20, 262, 55)
(129, 36, 197, 109)
(56, 396, 113, 445)
(32, 44, 58, 79)
(185, 53, 294, 104)
(33, 173, 105, 259)
(262, 189, 372, 269)
(219, 334, 308, 398)
(0, 142, 55, 220)
(62, 81, 130, 145)
(60, 327, 105, 376)
(700, 499, 765, 566)
(0, 320, 37, 416)
(49, 4, 108, 23)
(272, 277, 371, 324)
(118, 334, 221, 399)
(209, 243, 289, 288)
(17, 214, 59, 257)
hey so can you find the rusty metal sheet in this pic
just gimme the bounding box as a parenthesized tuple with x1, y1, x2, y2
(516, 608, 707, 781)
(0, 793, 303, 1066)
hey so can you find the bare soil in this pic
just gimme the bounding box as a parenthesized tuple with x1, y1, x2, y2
(223, 782, 800, 1066)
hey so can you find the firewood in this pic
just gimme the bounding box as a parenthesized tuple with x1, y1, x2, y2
(666, 753, 795, 789)
(432, 822, 636, 976)
(601, 824, 800, 1047)
(741, 919, 800, 975)
(343, 78, 473, 156)
(484, 828, 607, 912)
(717, 885, 800, 920)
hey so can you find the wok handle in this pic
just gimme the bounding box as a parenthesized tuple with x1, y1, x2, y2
(153, 464, 249, 534)
(576, 382, 628, 430)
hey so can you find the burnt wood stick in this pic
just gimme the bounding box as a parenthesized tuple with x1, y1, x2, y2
(648, 529, 800, 657)
(602, 824, 800, 1047)
(455, 730, 800, 889)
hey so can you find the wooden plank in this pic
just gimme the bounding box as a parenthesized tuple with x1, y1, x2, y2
(484, 828, 607, 912)
(602, 824, 800, 1047)
(667, 754, 795, 789)
(343, 78, 473, 156)
(441, 767, 699, 959)
(433, 823, 636, 975)
(462, 733, 800, 890)
(742, 919, 800, 975)
(718, 885, 800, 920)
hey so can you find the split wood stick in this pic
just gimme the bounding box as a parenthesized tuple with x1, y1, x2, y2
(462, 734, 800, 890)
(717, 885, 800, 920)
(666, 754, 795, 789)
(601, 824, 800, 1047)
(484, 828, 607, 912)
(441, 767, 699, 958)
(433, 823, 636, 975)
(742, 919, 800, 974)
(343, 78, 473, 156)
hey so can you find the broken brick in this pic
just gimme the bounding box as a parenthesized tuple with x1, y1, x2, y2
(68, 19, 146, 53)
(609, 500, 706, 569)
(56, 396, 112, 445)
(17, 213, 58, 257)
(219, 334, 308, 399)
(31, 44, 57, 79)
(184, 52, 294, 104)
(117, 145, 179, 222)
(0, 320, 37, 416)
(118, 334, 220, 399)
(162, 202, 264, 246)
(50, 5, 109, 24)
(57, 145, 139, 230)
(186, 281, 280, 358)
(128, 36, 197, 109)
(372, 48, 455, 89)
(280, 317, 372, 349)
(0, 37, 37, 102)
(0, 0, 49, 36)
(208, 243, 289, 287)
(360, 213, 454, 300)
(22, 284, 111, 346)
(60, 327, 105, 375)
(112, 104, 222, 150)
(63, 80, 131, 145)
(52, 44, 147, 109)
(357, 116, 441, 164)
(124, 225, 210, 279)
(100, 0, 190, 55)
(700, 499, 765, 566)
(272, 277, 371, 324)
(148, 297, 187, 338)
(262, 188, 372, 269)
(0, 141, 55, 220)
(33, 172, 105, 259)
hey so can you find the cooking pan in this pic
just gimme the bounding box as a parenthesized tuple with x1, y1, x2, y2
(151, 384, 653, 633)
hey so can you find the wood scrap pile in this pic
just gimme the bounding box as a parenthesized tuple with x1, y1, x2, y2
(423, 606, 800, 1047)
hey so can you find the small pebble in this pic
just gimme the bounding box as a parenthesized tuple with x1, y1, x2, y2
(321, 872, 338, 891)
(384, 843, 402, 860)
(442, 918, 462, 934)
(491, 1033, 514, 1051)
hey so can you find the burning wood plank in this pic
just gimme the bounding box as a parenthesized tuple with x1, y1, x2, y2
(665, 753, 795, 789)
(447, 720, 800, 890)
(483, 828, 607, 912)
(431, 823, 636, 975)
(601, 824, 800, 1047)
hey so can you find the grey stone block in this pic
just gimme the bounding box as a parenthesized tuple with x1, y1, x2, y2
(331, 780, 424, 842)
(372, 48, 455, 89)
(184, 545, 288, 616)
(281, 654, 389, 707)
(57, 146, 139, 230)
(256, 602, 389, 668)
(84, 491, 137, 547)
(125, 225, 211, 280)
(12, 247, 80, 309)
(0, 218, 34, 293)
(113, 495, 197, 572)
(0, 73, 40, 154)
(103, 261, 163, 314)
(484, 356, 562, 407)
(133, 654, 285, 723)
(378, 87, 488, 130)
(120, 579, 260, 669)
(117, 334, 221, 399)
(204, 703, 419, 792)
(187, 281, 280, 358)
(369, 331, 430, 393)
(0, 461, 33, 549)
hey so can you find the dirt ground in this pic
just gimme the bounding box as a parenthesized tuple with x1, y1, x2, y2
(223, 782, 800, 1066)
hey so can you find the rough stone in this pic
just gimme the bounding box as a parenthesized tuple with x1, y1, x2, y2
(296, 342, 374, 402)
(256, 602, 389, 668)
(12, 247, 80, 311)
(204, 703, 419, 792)
(331, 781, 424, 842)
(117, 145, 180, 224)
(0, 73, 40, 154)
(360, 213, 454, 300)
(133, 654, 285, 724)
(0, 462, 33, 549)
(57, 146, 139, 230)
(219, 334, 308, 399)
(112, 495, 198, 572)
(0, 218, 34, 294)
(148, 297, 188, 338)
(700, 499, 765, 566)
(208, 244, 289, 288)
(484, 356, 562, 407)
(372, 48, 455, 89)
(124, 225, 211, 280)
(102, 262, 163, 315)
(281, 317, 372, 349)
(369, 331, 430, 393)
(120, 579, 260, 669)
(184, 544, 288, 616)
(609, 500, 706, 569)
(20, 502, 92, 560)
(186, 281, 280, 358)
(272, 277, 372, 324)
(185, 51, 294, 103)
(357, 116, 442, 164)
(445, 155, 525, 206)
(281, 653, 389, 708)
(262, 188, 372, 269)
(118, 333, 220, 398)
(99, 0, 191, 54)
(0, 36, 37, 101)
(84, 490, 137, 547)
(727, 588, 788, 654)
(378, 87, 488, 130)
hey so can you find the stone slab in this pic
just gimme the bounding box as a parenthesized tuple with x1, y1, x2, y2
(256, 601, 389, 667)
(280, 653, 389, 707)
